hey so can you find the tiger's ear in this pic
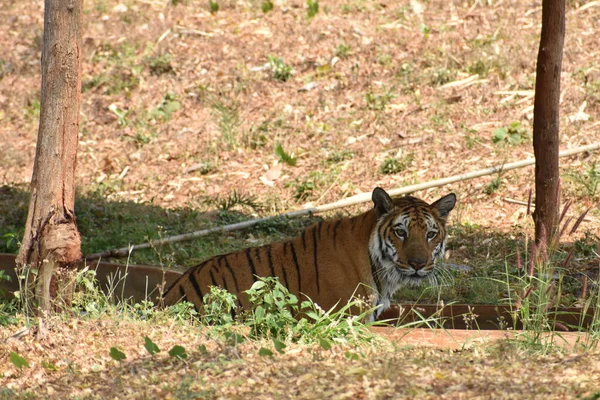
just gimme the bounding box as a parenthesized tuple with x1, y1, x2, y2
(372, 187, 394, 217)
(431, 193, 457, 219)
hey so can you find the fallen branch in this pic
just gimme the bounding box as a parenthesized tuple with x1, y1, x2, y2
(85, 142, 600, 260)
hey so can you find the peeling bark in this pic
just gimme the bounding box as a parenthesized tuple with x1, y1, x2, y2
(16, 0, 83, 313)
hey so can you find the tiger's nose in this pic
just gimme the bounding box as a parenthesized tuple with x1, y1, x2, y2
(408, 257, 427, 271)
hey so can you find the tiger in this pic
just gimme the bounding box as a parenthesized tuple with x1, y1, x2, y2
(162, 187, 456, 320)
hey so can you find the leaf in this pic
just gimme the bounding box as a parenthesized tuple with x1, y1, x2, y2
(224, 331, 245, 346)
(168, 345, 188, 359)
(198, 344, 208, 355)
(273, 338, 286, 354)
(318, 338, 332, 350)
(109, 347, 126, 362)
(492, 128, 507, 143)
(258, 347, 274, 357)
(274, 143, 297, 166)
(144, 336, 160, 356)
(41, 360, 58, 371)
(9, 352, 29, 369)
(344, 351, 360, 361)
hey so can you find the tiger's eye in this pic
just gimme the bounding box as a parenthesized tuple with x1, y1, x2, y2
(427, 231, 437, 240)
(395, 230, 407, 240)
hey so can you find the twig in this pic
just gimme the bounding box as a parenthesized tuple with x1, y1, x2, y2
(84, 142, 600, 261)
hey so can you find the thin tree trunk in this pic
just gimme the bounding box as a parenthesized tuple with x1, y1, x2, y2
(533, 0, 565, 245)
(16, 0, 83, 313)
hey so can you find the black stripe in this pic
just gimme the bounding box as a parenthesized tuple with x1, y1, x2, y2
(277, 244, 289, 290)
(221, 272, 231, 294)
(266, 245, 276, 277)
(370, 257, 382, 294)
(245, 248, 258, 282)
(317, 221, 324, 241)
(289, 242, 301, 293)
(332, 220, 341, 249)
(283, 241, 288, 256)
(301, 230, 307, 251)
(209, 269, 218, 287)
(221, 256, 240, 294)
(312, 225, 320, 293)
(178, 285, 187, 302)
(188, 270, 204, 301)
(351, 216, 358, 232)
(254, 247, 262, 264)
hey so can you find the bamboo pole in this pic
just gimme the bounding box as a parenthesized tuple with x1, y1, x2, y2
(85, 142, 600, 260)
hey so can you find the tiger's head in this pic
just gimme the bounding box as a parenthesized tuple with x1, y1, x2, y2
(369, 187, 456, 294)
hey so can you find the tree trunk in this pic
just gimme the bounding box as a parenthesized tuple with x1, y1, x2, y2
(532, 0, 565, 245)
(16, 0, 83, 313)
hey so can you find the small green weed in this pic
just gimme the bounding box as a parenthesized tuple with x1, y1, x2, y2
(326, 150, 354, 164)
(379, 154, 414, 175)
(335, 43, 351, 59)
(209, 0, 219, 13)
(147, 53, 174, 76)
(484, 176, 502, 195)
(24, 98, 40, 121)
(274, 142, 297, 166)
(150, 92, 182, 122)
(268, 56, 293, 82)
(365, 86, 396, 110)
(288, 171, 323, 201)
(566, 163, 600, 198)
(492, 121, 530, 145)
(212, 190, 262, 212)
(261, 0, 273, 13)
(307, 0, 319, 18)
(211, 100, 240, 149)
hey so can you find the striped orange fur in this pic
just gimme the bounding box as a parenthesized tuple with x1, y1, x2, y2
(163, 187, 456, 320)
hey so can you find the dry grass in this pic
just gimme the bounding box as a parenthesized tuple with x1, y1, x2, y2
(2, 317, 600, 399)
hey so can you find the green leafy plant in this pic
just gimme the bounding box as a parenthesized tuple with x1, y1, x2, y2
(492, 121, 530, 145)
(268, 56, 293, 82)
(209, 0, 219, 13)
(202, 286, 237, 325)
(244, 277, 298, 339)
(166, 301, 199, 323)
(274, 142, 297, 166)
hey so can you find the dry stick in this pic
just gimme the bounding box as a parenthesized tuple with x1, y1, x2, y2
(85, 142, 600, 260)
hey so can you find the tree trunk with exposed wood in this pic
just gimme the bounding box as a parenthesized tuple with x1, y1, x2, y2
(16, 0, 83, 313)
(533, 0, 565, 245)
